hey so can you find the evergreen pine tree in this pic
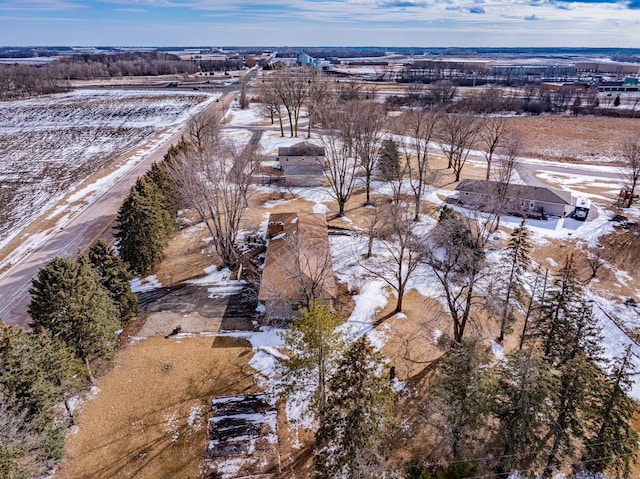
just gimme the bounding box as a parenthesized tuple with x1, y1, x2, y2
(28, 256, 120, 381)
(279, 300, 345, 427)
(542, 352, 601, 478)
(535, 255, 583, 360)
(144, 160, 180, 218)
(114, 176, 172, 275)
(492, 349, 556, 475)
(314, 335, 395, 479)
(377, 138, 401, 181)
(0, 395, 46, 479)
(498, 218, 531, 341)
(428, 338, 493, 460)
(87, 239, 139, 320)
(0, 322, 84, 465)
(582, 345, 639, 478)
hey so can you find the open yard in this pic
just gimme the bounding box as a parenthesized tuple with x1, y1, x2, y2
(56, 336, 258, 479)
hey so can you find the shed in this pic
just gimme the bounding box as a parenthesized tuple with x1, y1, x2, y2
(277, 142, 325, 187)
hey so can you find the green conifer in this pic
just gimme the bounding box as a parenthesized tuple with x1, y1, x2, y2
(314, 335, 395, 479)
(28, 256, 120, 381)
(87, 239, 138, 320)
(114, 177, 172, 275)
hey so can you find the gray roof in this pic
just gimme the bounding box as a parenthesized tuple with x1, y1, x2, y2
(278, 142, 325, 157)
(283, 164, 324, 176)
(456, 179, 572, 205)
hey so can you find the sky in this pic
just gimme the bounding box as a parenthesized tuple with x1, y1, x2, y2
(1, 0, 639, 48)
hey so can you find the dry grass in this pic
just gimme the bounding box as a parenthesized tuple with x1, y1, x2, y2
(505, 115, 637, 164)
(56, 336, 257, 479)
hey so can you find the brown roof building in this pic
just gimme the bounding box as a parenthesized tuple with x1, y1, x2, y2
(258, 212, 337, 320)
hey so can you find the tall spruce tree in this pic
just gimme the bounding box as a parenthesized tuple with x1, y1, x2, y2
(498, 218, 531, 341)
(0, 395, 47, 479)
(279, 300, 345, 427)
(144, 159, 180, 218)
(492, 349, 556, 475)
(0, 323, 84, 467)
(583, 346, 639, 478)
(535, 255, 583, 360)
(428, 338, 493, 460)
(28, 256, 120, 381)
(115, 176, 173, 275)
(87, 239, 138, 320)
(543, 352, 601, 478)
(314, 335, 395, 479)
(377, 138, 401, 181)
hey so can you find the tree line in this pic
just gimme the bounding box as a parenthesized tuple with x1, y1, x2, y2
(46, 52, 198, 79)
(1, 240, 137, 478)
(0, 64, 69, 100)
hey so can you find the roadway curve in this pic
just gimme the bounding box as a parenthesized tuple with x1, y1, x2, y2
(0, 91, 234, 329)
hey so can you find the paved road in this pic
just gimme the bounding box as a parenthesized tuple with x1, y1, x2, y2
(515, 162, 622, 188)
(0, 91, 234, 328)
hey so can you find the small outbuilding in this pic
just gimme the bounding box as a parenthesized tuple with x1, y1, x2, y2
(277, 142, 325, 187)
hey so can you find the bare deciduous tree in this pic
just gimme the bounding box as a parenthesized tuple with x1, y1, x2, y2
(322, 135, 358, 218)
(439, 111, 480, 182)
(305, 69, 332, 138)
(491, 133, 522, 231)
(430, 80, 457, 106)
(582, 242, 612, 282)
(169, 111, 258, 268)
(271, 66, 310, 137)
(358, 203, 425, 316)
(281, 224, 336, 309)
(257, 77, 285, 136)
(621, 135, 640, 208)
(425, 208, 491, 342)
(352, 101, 387, 206)
(404, 107, 440, 220)
(479, 116, 509, 180)
(238, 73, 250, 109)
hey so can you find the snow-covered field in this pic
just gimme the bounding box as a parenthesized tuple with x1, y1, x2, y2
(0, 89, 215, 251)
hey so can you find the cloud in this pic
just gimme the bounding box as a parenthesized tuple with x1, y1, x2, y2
(0, 0, 86, 11)
(524, 13, 542, 19)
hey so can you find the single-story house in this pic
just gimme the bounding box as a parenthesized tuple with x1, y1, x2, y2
(277, 142, 325, 187)
(258, 212, 337, 320)
(455, 179, 574, 218)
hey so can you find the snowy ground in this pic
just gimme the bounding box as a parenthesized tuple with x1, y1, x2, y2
(0, 89, 217, 252)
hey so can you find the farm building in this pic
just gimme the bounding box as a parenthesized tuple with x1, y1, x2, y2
(454, 179, 574, 218)
(258, 212, 337, 320)
(277, 142, 325, 187)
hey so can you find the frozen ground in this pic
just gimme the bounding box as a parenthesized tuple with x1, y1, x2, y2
(0, 89, 216, 251)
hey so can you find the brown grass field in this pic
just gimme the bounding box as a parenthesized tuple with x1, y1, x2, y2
(56, 336, 257, 479)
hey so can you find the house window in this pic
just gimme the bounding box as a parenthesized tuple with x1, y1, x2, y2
(529, 200, 536, 209)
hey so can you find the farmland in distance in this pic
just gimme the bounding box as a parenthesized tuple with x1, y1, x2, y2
(0, 89, 210, 252)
